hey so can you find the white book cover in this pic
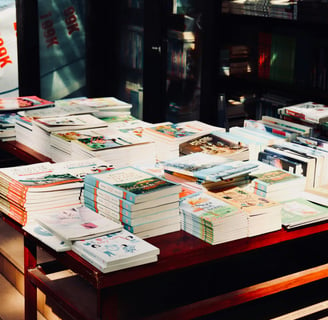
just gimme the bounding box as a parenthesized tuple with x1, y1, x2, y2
(36, 206, 123, 241)
(72, 228, 160, 266)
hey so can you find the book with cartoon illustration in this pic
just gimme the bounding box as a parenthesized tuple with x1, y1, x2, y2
(84, 166, 181, 204)
(71, 228, 159, 272)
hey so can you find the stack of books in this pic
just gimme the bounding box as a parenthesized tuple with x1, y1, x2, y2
(16, 113, 108, 158)
(249, 168, 307, 202)
(83, 166, 182, 239)
(209, 187, 282, 237)
(0, 113, 19, 141)
(161, 152, 259, 191)
(142, 120, 223, 161)
(71, 229, 160, 273)
(0, 162, 84, 225)
(179, 192, 248, 245)
(51, 126, 157, 166)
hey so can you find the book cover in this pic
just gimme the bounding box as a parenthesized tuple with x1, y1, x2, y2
(83, 183, 180, 212)
(0, 96, 54, 111)
(71, 228, 160, 266)
(34, 114, 108, 132)
(36, 206, 123, 241)
(251, 169, 306, 192)
(23, 221, 71, 252)
(84, 166, 181, 204)
(179, 133, 248, 158)
(281, 198, 328, 229)
(302, 185, 328, 207)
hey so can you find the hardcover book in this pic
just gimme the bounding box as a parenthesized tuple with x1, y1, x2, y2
(84, 166, 181, 204)
(36, 206, 123, 242)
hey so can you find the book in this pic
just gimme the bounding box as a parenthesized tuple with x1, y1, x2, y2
(281, 198, 328, 229)
(278, 101, 328, 124)
(302, 185, 328, 207)
(36, 206, 123, 242)
(179, 192, 248, 245)
(179, 132, 249, 161)
(160, 153, 230, 178)
(23, 221, 71, 252)
(209, 187, 282, 236)
(71, 229, 160, 272)
(83, 183, 180, 212)
(84, 166, 181, 204)
(251, 169, 306, 193)
(0, 95, 54, 111)
(34, 114, 108, 133)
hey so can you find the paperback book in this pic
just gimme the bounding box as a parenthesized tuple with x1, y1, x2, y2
(179, 192, 248, 245)
(36, 206, 123, 242)
(0, 95, 54, 111)
(209, 187, 282, 236)
(84, 166, 181, 204)
(281, 198, 328, 229)
(71, 229, 160, 273)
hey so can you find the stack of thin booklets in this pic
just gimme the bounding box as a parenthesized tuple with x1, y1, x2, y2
(0, 113, 19, 141)
(142, 120, 223, 161)
(209, 187, 282, 237)
(0, 162, 84, 226)
(161, 152, 259, 191)
(179, 192, 248, 245)
(83, 166, 182, 239)
(248, 168, 307, 202)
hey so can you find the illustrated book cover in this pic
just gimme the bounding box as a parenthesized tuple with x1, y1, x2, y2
(0, 95, 54, 111)
(84, 166, 181, 204)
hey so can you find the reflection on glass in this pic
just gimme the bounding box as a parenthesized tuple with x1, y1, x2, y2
(38, 0, 86, 100)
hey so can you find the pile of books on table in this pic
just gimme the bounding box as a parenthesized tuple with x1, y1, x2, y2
(179, 192, 248, 245)
(209, 187, 282, 237)
(83, 166, 182, 239)
(142, 120, 223, 161)
(0, 162, 84, 226)
(248, 168, 307, 202)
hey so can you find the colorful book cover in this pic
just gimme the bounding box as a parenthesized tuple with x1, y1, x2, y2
(0, 96, 54, 111)
(179, 192, 243, 227)
(84, 166, 181, 203)
(179, 133, 246, 156)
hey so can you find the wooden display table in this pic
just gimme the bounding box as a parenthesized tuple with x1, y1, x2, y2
(2, 214, 328, 320)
